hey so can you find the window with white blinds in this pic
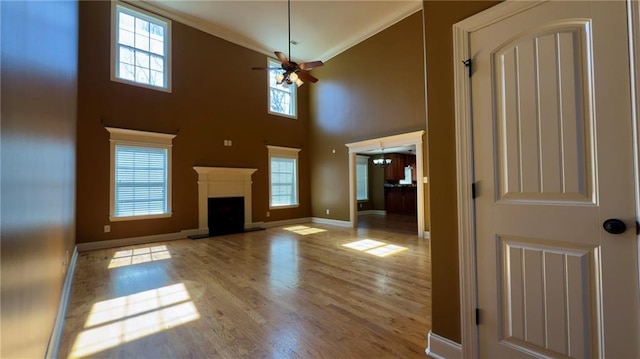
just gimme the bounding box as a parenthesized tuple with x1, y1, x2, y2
(356, 155, 369, 201)
(115, 145, 168, 217)
(267, 145, 301, 208)
(107, 127, 175, 221)
(271, 157, 297, 207)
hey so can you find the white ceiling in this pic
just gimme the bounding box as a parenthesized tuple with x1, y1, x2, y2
(133, 0, 422, 63)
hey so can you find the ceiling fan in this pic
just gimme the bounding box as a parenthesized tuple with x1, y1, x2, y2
(252, 0, 324, 87)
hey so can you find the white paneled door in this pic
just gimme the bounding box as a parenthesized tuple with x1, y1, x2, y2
(470, 1, 639, 357)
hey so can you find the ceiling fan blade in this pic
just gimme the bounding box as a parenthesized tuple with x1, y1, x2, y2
(274, 51, 291, 67)
(252, 66, 282, 71)
(299, 61, 324, 70)
(296, 70, 318, 83)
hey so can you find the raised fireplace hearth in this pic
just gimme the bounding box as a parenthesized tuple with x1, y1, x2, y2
(193, 167, 257, 236)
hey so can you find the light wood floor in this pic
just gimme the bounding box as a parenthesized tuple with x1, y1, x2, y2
(357, 213, 418, 236)
(59, 221, 431, 358)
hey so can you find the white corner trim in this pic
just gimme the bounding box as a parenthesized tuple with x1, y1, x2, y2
(426, 331, 462, 359)
(77, 229, 201, 251)
(45, 246, 78, 359)
(311, 217, 352, 228)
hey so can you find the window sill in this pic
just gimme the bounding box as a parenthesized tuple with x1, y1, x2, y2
(268, 110, 297, 120)
(110, 213, 172, 222)
(269, 204, 299, 210)
(110, 77, 172, 93)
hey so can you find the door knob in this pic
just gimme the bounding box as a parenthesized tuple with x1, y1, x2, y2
(603, 219, 627, 234)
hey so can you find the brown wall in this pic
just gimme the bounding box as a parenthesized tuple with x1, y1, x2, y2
(423, 0, 500, 343)
(76, 1, 311, 243)
(309, 11, 426, 221)
(0, 1, 78, 357)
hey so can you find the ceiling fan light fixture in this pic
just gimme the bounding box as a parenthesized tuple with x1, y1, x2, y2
(373, 157, 392, 166)
(251, 0, 323, 84)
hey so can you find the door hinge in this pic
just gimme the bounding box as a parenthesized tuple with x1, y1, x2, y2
(471, 182, 477, 199)
(463, 59, 472, 77)
(475, 308, 480, 325)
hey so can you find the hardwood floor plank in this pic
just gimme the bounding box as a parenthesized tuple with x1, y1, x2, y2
(59, 221, 431, 358)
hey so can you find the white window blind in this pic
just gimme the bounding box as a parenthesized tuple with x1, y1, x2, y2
(114, 145, 168, 217)
(356, 155, 369, 201)
(271, 157, 297, 206)
(267, 145, 300, 209)
(107, 127, 175, 221)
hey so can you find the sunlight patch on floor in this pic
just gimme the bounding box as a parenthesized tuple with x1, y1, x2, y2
(283, 225, 327, 235)
(342, 239, 408, 257)
(343, 239, 385, 251)
(108, 245, 172, 268)
(69, 283, 200, 358)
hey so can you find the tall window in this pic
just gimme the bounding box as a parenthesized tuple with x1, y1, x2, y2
(112, 2, 171, 91)
(356, 155, 369, 201)
(268, 59, 297, 118)
(107, 128, 176, 221)
(267, 145, 301, 208)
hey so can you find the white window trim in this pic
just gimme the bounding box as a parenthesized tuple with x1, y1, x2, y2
(267, 58, 297, 119)
(267, 145, 301, 209)
(110, 1, 172, 92)
(106, 127, 176, 221)
(356, 155, 369, 201)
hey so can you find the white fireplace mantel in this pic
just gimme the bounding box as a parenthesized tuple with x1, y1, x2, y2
(193, 166, 257, 234)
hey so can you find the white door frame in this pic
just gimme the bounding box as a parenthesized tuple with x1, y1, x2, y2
(628, 0, 640, 297)
(453, 1, 640, 357)
(345, 130, 426, 237)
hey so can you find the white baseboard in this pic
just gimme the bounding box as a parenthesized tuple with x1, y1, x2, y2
(311, 217, 352, 227)
(77, 229, 201, 251)
(259, 217, 312, 228)
(426, 331, 462, 359)
(357, 210, 387, 216)
(45, 246, 78, 359)
(424, 231, 431, 239)
(77, 216, 356, 252)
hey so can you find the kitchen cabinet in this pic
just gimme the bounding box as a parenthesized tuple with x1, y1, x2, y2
(384, 154, 406, 181)
(384, 186, 417, 215)
(384, 154, 417, 182)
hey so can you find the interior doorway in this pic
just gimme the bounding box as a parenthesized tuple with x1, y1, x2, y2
(345, 130, 426, 237)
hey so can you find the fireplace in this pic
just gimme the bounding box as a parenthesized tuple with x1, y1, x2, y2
(193, 167, 257, 236)
(208, 197, 244, 236)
